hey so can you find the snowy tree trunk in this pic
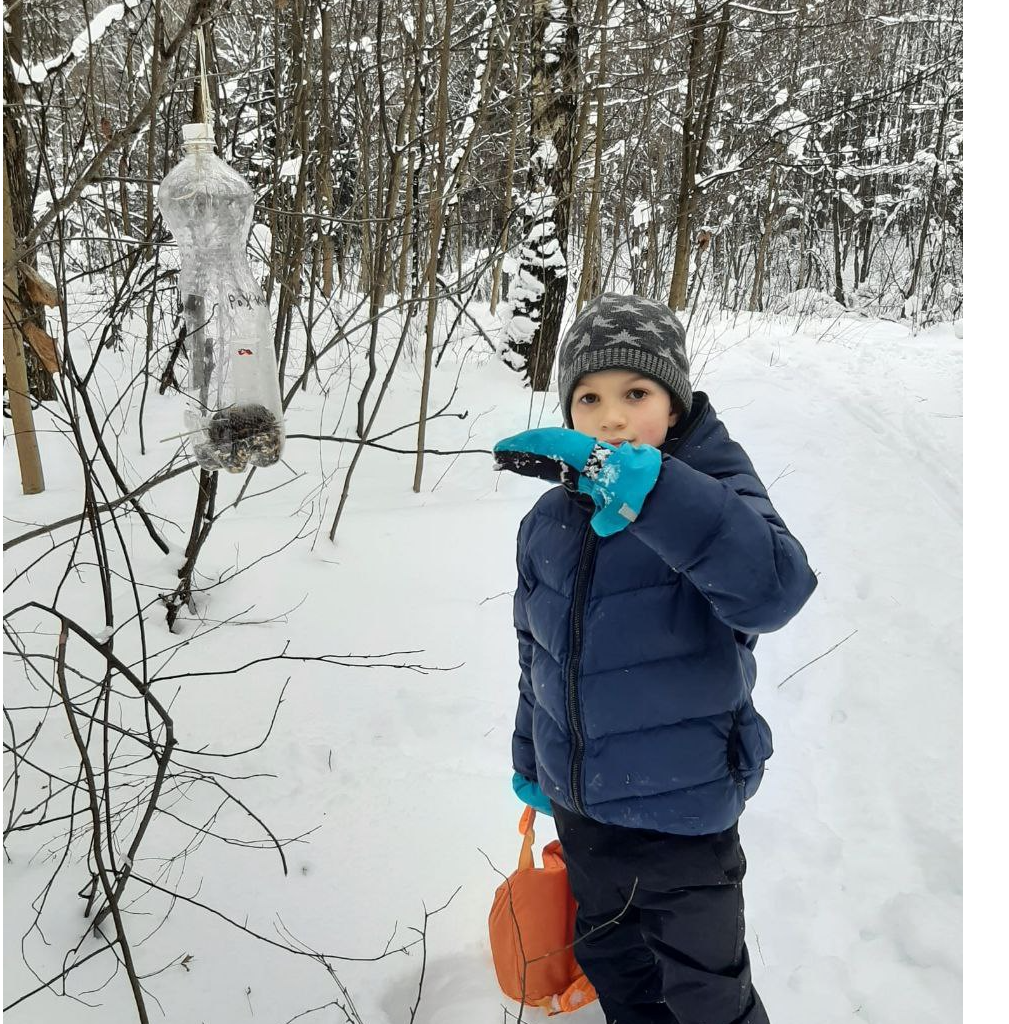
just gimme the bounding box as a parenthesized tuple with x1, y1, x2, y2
(501, 0, 578, 392)
(318, 3, 336, 298)
(491, 25, 525, 316)
(749, 165, 779, 312)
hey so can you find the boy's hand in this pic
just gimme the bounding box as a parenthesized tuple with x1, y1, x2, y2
(493, 426, 597, 492)
(493, 427, 662, 537)
(512, 772, 553, 816)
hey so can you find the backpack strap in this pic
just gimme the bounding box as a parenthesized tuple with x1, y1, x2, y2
(517, 806, 536, 871)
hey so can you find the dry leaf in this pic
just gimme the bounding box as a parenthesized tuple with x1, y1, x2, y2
(19, 265, 61, 308)
(23, 322, 61, 374)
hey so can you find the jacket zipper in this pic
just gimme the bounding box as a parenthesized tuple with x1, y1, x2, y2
(566, 518, 597, 816)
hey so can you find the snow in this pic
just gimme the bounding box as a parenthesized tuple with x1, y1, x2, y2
(279, 156, 303, 179)
(772, 108, 811, 161)
(532, 139, 560, 171)
(3, 298, 962, 1024)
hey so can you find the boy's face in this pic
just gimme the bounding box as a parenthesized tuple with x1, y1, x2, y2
(570, 369, 680, 449)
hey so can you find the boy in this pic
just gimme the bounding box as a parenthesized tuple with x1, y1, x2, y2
(493, 293, 817, 1024)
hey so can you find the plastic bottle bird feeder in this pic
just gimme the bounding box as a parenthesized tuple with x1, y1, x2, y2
(158, 122, 285, 473)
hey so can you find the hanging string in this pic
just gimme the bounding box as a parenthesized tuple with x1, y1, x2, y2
(196, 24, 213, 129)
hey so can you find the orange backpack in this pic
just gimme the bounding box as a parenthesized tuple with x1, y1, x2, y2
(488, 806, 598, 1014)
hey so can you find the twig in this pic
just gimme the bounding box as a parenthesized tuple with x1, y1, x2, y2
(777, 630, 858, 688)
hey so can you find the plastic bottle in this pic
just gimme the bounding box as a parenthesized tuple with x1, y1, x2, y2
(158, 122, 285, 473)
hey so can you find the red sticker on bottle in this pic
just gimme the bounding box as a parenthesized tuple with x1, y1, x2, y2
(237, 348, 253, 355)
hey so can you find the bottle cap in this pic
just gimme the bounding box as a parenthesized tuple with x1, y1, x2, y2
(182, 122, 215, 148)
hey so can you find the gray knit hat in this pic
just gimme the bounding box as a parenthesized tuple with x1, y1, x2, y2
(557, 294, 692, 427)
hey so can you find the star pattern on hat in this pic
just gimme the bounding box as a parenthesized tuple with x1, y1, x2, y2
(610, 329, 639, 346)
(565, 326, 593, 357)
(612, 301, 646, 315)
(639, 319, 667, 339)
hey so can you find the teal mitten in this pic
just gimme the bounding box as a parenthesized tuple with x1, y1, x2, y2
(512, 772, 553, 816)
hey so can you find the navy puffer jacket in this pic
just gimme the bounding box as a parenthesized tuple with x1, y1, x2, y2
(511, 393, 817, 835)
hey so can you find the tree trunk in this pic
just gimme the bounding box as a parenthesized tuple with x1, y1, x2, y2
(3, 160, 45, 494)
(668, 2, 729, 311)
(503, 0, 579, 391)
(491, 27, 525, 315)
(3, 15, 57, 402)
(317, 4, 336, 298)
(749, 166, 778, 312)
(577, 0, 608, 312)
(414, 0, 451, 493)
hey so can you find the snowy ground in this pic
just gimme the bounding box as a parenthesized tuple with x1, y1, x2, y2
(3, 302, 962, 1023)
